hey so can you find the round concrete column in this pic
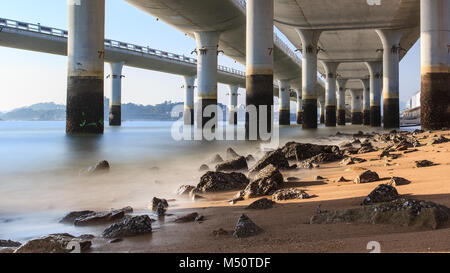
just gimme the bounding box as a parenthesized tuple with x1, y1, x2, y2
(246, 0, 274, 140)
(228, 85, 239, 125)
(360, 79, 371, 126)
(365, 61, 383, 127)
(420, 0, 450, 129)
(278, 80, 291, 125)
(183, 75, 196, 125)
(67, 0, 105, 134)
(322, 62, 339, 127)
(108, 62, 124, 126)
(350, 89, 363, 125)
(194, 31, 220, 129)
(337, 79, 348, 125)
(296, 29, 322, 129)
(295, 89, 303, 124)
(318, 98, 325, 124)
(376, 29, 403, 128)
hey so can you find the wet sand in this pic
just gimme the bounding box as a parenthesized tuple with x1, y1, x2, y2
(82, 129, 450, 253)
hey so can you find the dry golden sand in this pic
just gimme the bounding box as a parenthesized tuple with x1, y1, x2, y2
(91, 130, 450, 253)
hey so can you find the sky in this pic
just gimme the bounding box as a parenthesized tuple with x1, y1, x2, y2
(0, 0, 421, 112)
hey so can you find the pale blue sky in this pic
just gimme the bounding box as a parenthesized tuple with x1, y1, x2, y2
(0, 0, 420, 111)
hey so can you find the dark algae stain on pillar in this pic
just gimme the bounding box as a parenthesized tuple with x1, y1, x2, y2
(421, 73, 450, 130)
(325, 106, 336, 127)
(383, 98, 399, 128)
(302, 99, 317, 129)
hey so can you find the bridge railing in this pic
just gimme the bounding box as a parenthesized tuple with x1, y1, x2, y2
(0, 17, 246, 78)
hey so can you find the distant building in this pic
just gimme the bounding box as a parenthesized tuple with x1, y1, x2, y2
(402, 91, 420, 119)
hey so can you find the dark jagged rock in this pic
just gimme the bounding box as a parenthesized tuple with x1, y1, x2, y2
(387, 177, 411, 186)
(237, 164, 283, 199)
(195, 171, 249, 193)
(336, 176, 350, 182)
(109, 238, 123, 244)
(248, 149, 290, 176)
(152, 197, 169, 212)
(156, 202, 166, 216)
(80, 160, 110, 175)
(14, 234, 90, 253)
(415, 160, 435, 168)
(102, 215, 152, 238)
(287, 177, 300, 182)
(361, 184, 399, 205)
(428, 135, 449, 145)
(340, 157, 367, 166)
(233, 214, 262, 238)
(215, 156, 248, 172)
(299, 152, 343, 168)
(59, 210, 95, 224)
(310, 198, 450, 230)
(212, 228, 229, 236)
(73, 207, 132, 226)
(299, 161, 320, 169)
(226, 147, 240, 159)
(174, 212, 199, 223)
(358, 144, 376, 154)
(176, 185, 196, 196)
(209, 154, 224, 164)
(0, 239, 21, 248)
(281, 142, 340, 161)
(354, 170, 379, 184)
(272, 188, 311, 201)
(339, 142, 353, 148)
(190, 191, 205, 201)
(246, 154, 256, 163)
(315, 176, 324, 180)
(245, 198, 275, 209)
(198, 164, 209, 172)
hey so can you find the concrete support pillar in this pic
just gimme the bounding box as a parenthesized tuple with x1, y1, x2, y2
(420, 0, 450, 129)
(296, 29, 322, 129)
(228, 85, 239, 125)
(245, 0, 274, 139)
(66, 0, 105, 134)
(318, 98, 325, 124)
(183, 75, 196, 125)
(350, 89, 363, 125)
(361, 79, 371, 126)
(194, 31, 220, 129)
(108, 62, 124, 126)
(322, 62, 339, 127)
(376, 29, 403, 128)
(337, 79, 348, 125)
(365, 61, 383, 127)
(278, 80, 291, 125)
(295, 89, 303, 124)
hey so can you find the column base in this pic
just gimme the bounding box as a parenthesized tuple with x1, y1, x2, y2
(279, 109, 290, 125)
(421, 72, 450, 130)
(383, 98, 399, 128)
(296, 111, 303, 124)
(370, 106, 381, 127)
(337, 109, 346, 125)
(196, 99, 217, 129)
(246, 74, 273, 139)
(228, 110, 237, 125)
(325, 105, 336, 127)
(109, 105, 121, 126)
(66, 76, 104, 134)
(302, 99, 317, 129)
(351, 112, 363, 125)
(184, 108, 194, 125)
(363, 110, 370, 125)
(320, 114, 325, 124)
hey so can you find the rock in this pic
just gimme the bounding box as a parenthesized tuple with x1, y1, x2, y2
(351, 138, 361, 144)
(0, 239, 21, 248)
(0, 248, 15, 253)
(195, 214, 204, 222)
(281, 142, 340, 161)
(102, 215, 152, 238)
(198, 164, 209, 172)
(354, 170, 379, 184)
(176, 185, 196, 196)
(78, 234, 95, 240)
(358, 145, 376, 154)
(73, 207, 131, 226)
(310, 198, 450, 230)
(315, 176, 324, 180)
(361, 184, 399, 205)
(212, 228, 229, 236)
(59, 210, 95, 224)
(151, 197, 169, 212)
(300, 152, 343, 166)
(272, 188, 311, 201)
(174, 212, 199, 223)
(233, 214, 262, 238)
(245, 154, 256, 163)
(287, 177, 300, 182)
(340, 157, 366, 166)
(155, 202, 166, 216)
(190, 191, 205, 201)
(238, 164, 283, 199)
(336, 176, 350, 182)
(245, 198, 276, 209)
(299, 161, 320, 169)
(215, 156, 248, 172)
(209, 154, 224, 164)
(226, 147, 240, 159)
(109, 238, 123, 244)
(195, 171, 249, 193)
(80, 160, 110, 175)
(379, 149, 391, 158)
(387, 177, 411, 186)
(15, 234, 90, 253)
(339, 142, 353, 148)
(415, 160, 435, 168)
(428, 135, 449, 145)
(248, 149, 290, 176)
